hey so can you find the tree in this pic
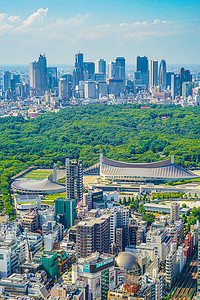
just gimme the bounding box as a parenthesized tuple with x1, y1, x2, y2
(181, 214, 187, 223)
(122, 197, 126, 205)
(182, 203, 187, 208)
(142, 213, 155, 226)
(138, 204, 145, 215)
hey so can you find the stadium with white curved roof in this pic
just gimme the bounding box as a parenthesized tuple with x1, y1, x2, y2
(11, 167, 66, 195)
(84, 154, 198, 182)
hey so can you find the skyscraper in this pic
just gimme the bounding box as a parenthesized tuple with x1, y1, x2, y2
(58, 78, 72, 98)
(166, 72, 174, 88)
(95, 59, 106, 74)
(149, 60, 158, 88)
(108, 62, 116, 79)
(66, 158, 83, 203)
(84, 81, 96, 99)
(30, 54, 48, 96)
(3, 71, 11, 92)
(137, 56, 148, 74)
(171, 74, 181, 99)
(73, 52, 84, 86)
(159, 60, 167, 89)
(115, 57, 125, 83)
(179, 67, 192, 96)
(47, 67, 58, 89)
(83, 62, 95, 80)
(182, 82, 192, 98)
(73, 67, 82, 87)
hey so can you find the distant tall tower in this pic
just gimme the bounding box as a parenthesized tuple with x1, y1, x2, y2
(30, 54, 48, 96)
(115, 57, 125, 83)
(171, 74, 181, 99)
(159, 60, 167, 89)
(136, 56, 148, 74)
(65, 158, 83, 203)
(149, 60, 158, 88)
(83, 62, 95, 80)
(108, 62, 116, 79)
(95, 59, 106, 74)
(3, 71, 11, 92)
(178, 67, 192, 96)
(73, 52, 84, 86)
(136, 55, 149, 88)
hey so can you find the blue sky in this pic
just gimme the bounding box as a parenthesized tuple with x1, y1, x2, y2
(0, 0, 199, 64)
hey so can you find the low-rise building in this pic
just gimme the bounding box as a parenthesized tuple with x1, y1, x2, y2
(72, 252, 115, 299)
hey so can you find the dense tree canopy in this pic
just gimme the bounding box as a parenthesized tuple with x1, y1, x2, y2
(0, 104, 200, 214)
(0, 104, 200, 169)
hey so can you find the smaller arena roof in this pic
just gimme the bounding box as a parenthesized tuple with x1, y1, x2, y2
(12, 178, 65, 195)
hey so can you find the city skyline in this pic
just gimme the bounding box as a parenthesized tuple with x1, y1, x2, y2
(0, 0, 199, 64)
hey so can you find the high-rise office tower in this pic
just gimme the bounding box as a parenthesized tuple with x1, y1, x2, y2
(84, 81, 96, 99)
(47, 67, 58, 89)
(73, 67, 82, 87)
(171, 74, 181, 99)
(98, 81, 108, 95)
(166, 72, 174, 88)
(115, 57, 125, 83)
(149, 60, 158, 88)
(108, 62, 116, 79)
(108, 78, 124, 96)
(30, 54, 48, 96)
(3, 71, 11, 92)
(30, 61, 37, 90)
(55, 198, 76, 229)
(159, 60, 167, 89)
(95, 59, 106, 74)
(170, 202, 180, 223)
(83, 62, 95, 80)
(136, 56, 149, 88)
(10, 79, 16, 91)
(73, 52, 84, 86)
(182, 82, 192, 98)
(13, 74, 20, 84)
(179, 67, 192, 96)
(58, 78, 72, 98)
(137, 55, 148, 74)
(76, 215, 110, 258)
(66, 158, 83, 203)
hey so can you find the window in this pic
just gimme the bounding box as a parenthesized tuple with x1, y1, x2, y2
(0, 254, 4, 260)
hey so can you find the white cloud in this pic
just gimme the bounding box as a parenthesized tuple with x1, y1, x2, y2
(23, 8, 48, 26)
(0, 9, 186, 46)
(8, 15, 21, 24)
(153, 19, 161, 24)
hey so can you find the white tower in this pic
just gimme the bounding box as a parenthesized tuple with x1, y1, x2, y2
(53, 163, 57, 183)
